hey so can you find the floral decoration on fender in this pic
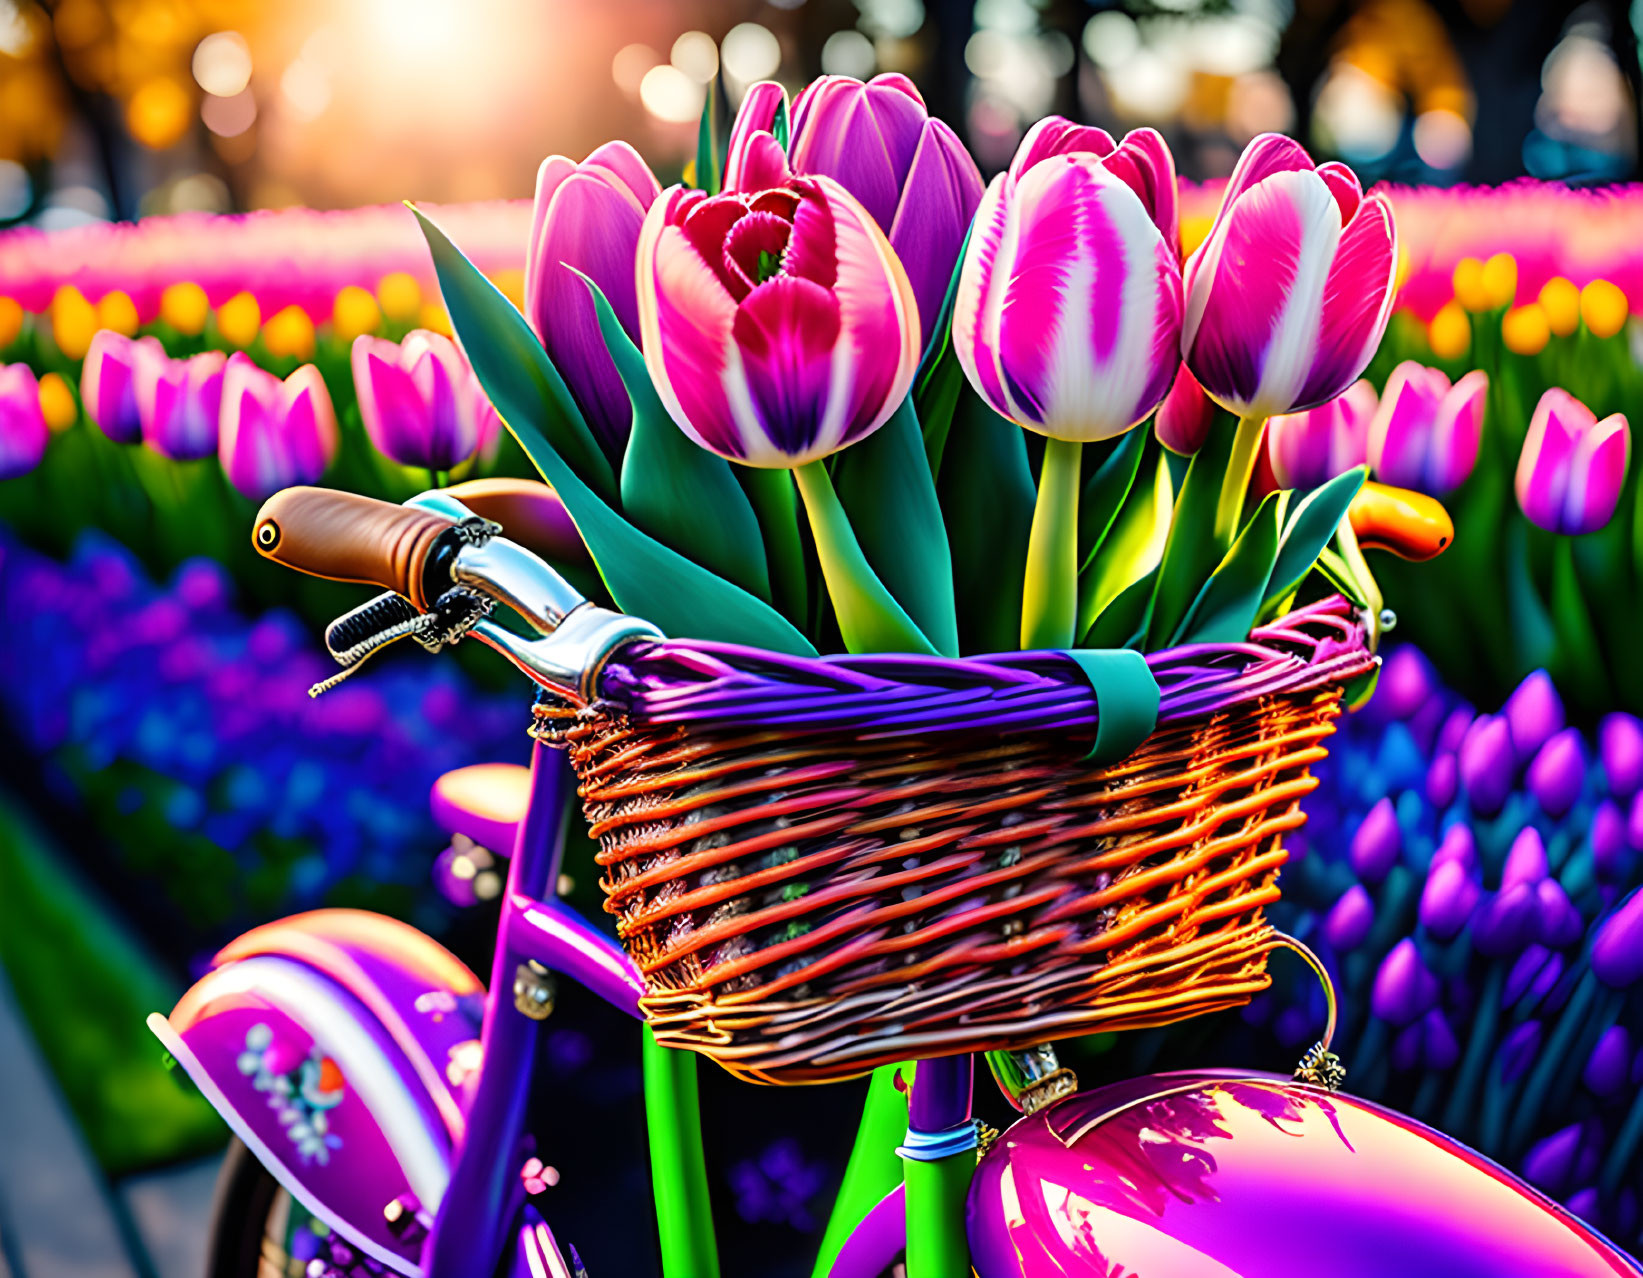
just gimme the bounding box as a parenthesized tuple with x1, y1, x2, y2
(235, 1021, 346, 1165)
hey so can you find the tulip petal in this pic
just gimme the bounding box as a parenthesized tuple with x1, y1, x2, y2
(583, 140, 662, 213)
(1565, 413, 1631, 534)
(1294, 192, 1397, 410)
(1220, 132, 1316, 208)
(952, 174, 1016, 423)
(639, 218, 742, 459)
(1516, 390, 1589, 532)
(1315, 161, 1364, 224)
(1101, 127, 1179, 252)
(1008, 115, 1116, 181)
(1431, 368, 1487, 493)
(783, 185, 839, 288)
(789, 75, 925, 232)
(731, 274, 842, 458)
(725, 81, 787, 193)
(888, 119, 984, 341)
(0, 365, 47, 481)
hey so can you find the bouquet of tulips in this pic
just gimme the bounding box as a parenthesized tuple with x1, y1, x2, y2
(413, 75, 1407, 670)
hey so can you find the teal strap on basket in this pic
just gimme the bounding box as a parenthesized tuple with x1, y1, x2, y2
(1059, 647, 1160, 764)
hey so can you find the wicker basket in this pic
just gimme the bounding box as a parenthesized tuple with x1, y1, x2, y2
(535, 596, 1375, 1084)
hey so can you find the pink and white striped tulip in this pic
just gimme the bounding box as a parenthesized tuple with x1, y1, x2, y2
(635, 177, 920, 468)
(1266, 379, 1378, 490)
(1515, 389, 1630, 535)
(135, 350, 227, 460)
(524, 141, 660, 461)
(0, 364, 49, 481)
(352, 330, 485, 471)
(81, 330, 164, 443)
(1182, 134, 1397, 418)
(725, 75, 985, 347)
(1154, 363, 1218, 456)
(1368, 362, 1488, 496)
(952, 119, 1183, 441)
(218, 353, 338, 501)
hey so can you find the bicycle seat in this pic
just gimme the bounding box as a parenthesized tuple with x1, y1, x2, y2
(431, 762, 531, 855)
(441, 477, 590, 570)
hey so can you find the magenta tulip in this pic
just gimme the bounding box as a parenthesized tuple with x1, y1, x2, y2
(81, 330, 165, 443)
(1515, 389, 1630, 535)
(352, 330, 485, 471)
(135, 350, 226, 460)
(1182, 134, 1396, 419)
(952, 118, 1182, 442)
(524, 141, 661, 462)
(218, 353, 338, 501)
(724, 74, 984, 347)
(1154, 363, 1218, 457)
(0, 364, 49, 481)
(1368, 362, 1487, 496)
(635, 177, 919, 468)
(1266, 378, 1378, 490)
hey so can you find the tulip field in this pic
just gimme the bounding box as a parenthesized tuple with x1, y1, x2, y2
(4, 68, 1643, 1276)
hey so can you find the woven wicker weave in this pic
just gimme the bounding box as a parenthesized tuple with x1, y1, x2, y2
(535, 596, 1375, 1084)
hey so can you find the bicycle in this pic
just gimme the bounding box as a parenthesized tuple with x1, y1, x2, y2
(152, 481, 1643, 1278)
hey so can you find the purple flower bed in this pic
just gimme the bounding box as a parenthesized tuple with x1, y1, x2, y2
(0, 527, 528, 949)
(1245, 647, 1643, 1247)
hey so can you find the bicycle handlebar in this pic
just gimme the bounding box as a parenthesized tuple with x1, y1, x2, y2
(254, 487, 456, 608)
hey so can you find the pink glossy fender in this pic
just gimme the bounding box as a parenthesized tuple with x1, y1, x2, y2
(148, 910, 485, 1278)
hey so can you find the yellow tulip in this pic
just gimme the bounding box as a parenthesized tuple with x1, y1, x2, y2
(37, 372, 79, 431)
(1180, 213, 1214, 258)
(376, 272, 422, 323)
(96, 290, 139, 336)
(1427, 301, 1470, 360)
(0, 297, 23, 350)
(263, 305, 316, 360)
(1538, 277, 1580, 338)
(419, 302, 453, 337)
(160, 282, 210, 335)
(488, 268, 526, 310)
(1580, 279, 1628, 340)
(1451, 257, 1491, 313)
(1481, 253, 1517, 311)
(332, 285, 381, 343)
(51, 285, 98, 360)
(1501, 303, 1550, 356)
(216, 292, 261, 347)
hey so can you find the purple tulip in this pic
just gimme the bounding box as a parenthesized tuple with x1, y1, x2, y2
(1181, 134, 1396, 417)
(1418, 1007, 1460, 1070)
(1583, 1026, 1632, 1098)
(352, 331, 485, 472)
(1154, 362, 1217, 457)
(135, 350, 226, 460)
(1437, 706, 1475, 757)
(1323, 884, 1375, 951)
(1367, 362, 1487, 496)
(1265, 378, 1377, 490)
(1505, 945, 1565, 1010)
(81, 330, 165, 443)
(1592, 889, 1643, 988)
(1527, 729, 1586, 818)
(1372, 938, 1440, 1026)
(1350, 797, 1402, 883)
(1503, 670, 1564, 761)
(1473, 883, 1539, 958)
(726, 75, 986, 347)
(1426, 753, 1458, 807)
(1592, 799, 1629, 882)
(1503, 827, 1549, 892)
(1375, 647, 1436, 723)
(1536, 879, 1583, 948)
(1599, 713, 1643, 799)
(1420, 857, 1480, 941)
(1522, 1122, 1592, 1196)
(1431, 823, 1477, 873)
(636, 178, 919, 467)
(1631, 791, 1643, 851)
(1498, 1020, 1543, 1083)
(0, 363, 49, 480)
(217, 353, 338, 501)
(954, 119, 1182, 443)
(524, 140, 661, 460)
(1458, 715, 1516, 816)
(1515, 388, 1630, 535)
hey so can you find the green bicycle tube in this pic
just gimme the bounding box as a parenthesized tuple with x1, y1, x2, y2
(642, 1026, 721, 1278)
(812, 1062, 912, 1277)
(903, 1149, 974, 1278)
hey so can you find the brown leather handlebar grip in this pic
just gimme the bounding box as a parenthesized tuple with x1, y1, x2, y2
(442, 477, 590, 569)
(253, 488, 456, 608)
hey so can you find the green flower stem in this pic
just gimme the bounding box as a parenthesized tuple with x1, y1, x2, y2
(1021, 436, 1082, 650)
(642, 1027, 720, 1278)
(1214, 413, 1267, 548)
(903, 1150, 974, 1278)
(811, 1063, 910, 1278)
(793, 459, 936, 655)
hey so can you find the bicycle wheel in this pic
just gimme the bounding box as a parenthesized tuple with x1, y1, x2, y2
(205, 1139, 386, 1278)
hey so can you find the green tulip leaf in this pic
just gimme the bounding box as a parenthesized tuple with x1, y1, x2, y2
(1172, 491, 1283, 645)
(938, 387, 1035, 653)
(734, 465, 808, 628)
(1084, 567, 1158, 650)
(1146, 419, 1237, 648)
(1078, 443, 1172, 642)
(1314, 546, 1368, 610)
(772, 96, 790, 152)
(415, 205, 814, 656)
(1261, 467, 1366, 613)
(695, 79, 722, 195)
(1078, 428, 1148, 571)
(914, 223, 973, 476)
(573, 269, 771, 603)
(831, 395, 960, 657)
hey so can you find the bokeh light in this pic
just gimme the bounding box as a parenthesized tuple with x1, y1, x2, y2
(639, 63, 703, 124)
(192, 31, 253, 98)
(720, 23, 781, 86)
